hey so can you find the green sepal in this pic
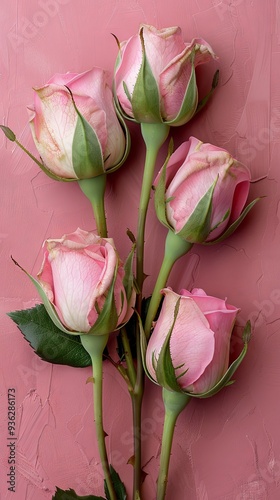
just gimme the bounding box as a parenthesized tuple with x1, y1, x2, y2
(106, 100, 131, 174)
(88, 267, 118, 336)
(53, 487, 105, 499)
(208, 208, 230, 236)
(130, 27, 162, 123)
(167, 51, 197, 127)
(104, 465, 127, 500)
(66, 86, 104, 179)
(112, 50, 137, 123)
(1, 126, 76, 181)
(122, 243, 136, 305)
(38, 155, 77, 182)
(0, 125, 16, 141)
(11, 257, 79, 335)
(113, 82, 136, 124)
(204, 197, 261, 245)
(185, 321, 251, 399)
(195, 69, 219, 116)
(8, 304, 91, 367)
(154, 298, 185, 392)
(122, 81, 132, 102)
(177, 177, 217, 242)
(154, 139, 174, 230)
(137, 310, 159, 385)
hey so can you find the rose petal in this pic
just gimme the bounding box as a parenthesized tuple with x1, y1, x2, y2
(146, 288, 215, 389)
(191, 309, 237, 393)
(49, 249, 103, 332)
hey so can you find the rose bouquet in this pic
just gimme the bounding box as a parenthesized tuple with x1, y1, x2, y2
(2, 24, 259, 500)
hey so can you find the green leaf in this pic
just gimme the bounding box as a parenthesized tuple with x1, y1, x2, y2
(177, 177, 217, 243)
(8, 305, 91, 367)
(104, 465, 127, 500)
(131, 28, 161, 123)
(167, 51, 197, 126)
(204, 197, 261, 245)
(53, 487, 105, 499)
(66, 87, 104, 179)
(0, 125, 16, 141)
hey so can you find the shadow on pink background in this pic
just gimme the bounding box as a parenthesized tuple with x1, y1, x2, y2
(1, 1, 279, 499)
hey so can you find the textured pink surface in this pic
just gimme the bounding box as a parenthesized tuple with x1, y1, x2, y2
(0, 1, 279, 499)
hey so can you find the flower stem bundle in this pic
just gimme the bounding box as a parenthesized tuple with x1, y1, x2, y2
(2, 22, 259, 500)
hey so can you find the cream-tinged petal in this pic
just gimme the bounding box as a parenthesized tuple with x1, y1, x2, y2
(37, 251, 55, 303)
(49, 249, 103, 332)
(29, 84, 78, 178)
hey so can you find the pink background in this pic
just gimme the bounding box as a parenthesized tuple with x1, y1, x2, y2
(0, 1, 279, 499)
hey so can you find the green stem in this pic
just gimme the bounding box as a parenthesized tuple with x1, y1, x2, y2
(78, 175, 108, 238)
(136, 122, 170, 292)
(157, 388, 191, 500)
(131, 384, 144, 500)
(131, 320, 144, 500)
(80, 333, 116, 500)
(132, 122, 169, 499)
(144, 230, 193, 337)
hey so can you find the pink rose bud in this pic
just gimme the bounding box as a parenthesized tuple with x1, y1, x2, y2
(146, 287, 243, 396)
(28, 68, 128, 180)
(37, 228, 135, 335)
(114, 24, 216, 125)
(154, 136, 254, 244)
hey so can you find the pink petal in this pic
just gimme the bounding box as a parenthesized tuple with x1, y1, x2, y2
(206, 161, 251, 240)
(191, 309, 236, 393)
(190, 38, 217, 67)
(47, 72, 82, 86)
(154, 138, 201, 188)
(37, 250, 55, 302)
(49, 249, 103, 333)
(29, 84, 78, 178)
(160, 46, 197, 121)
(85, 241, 117, 305)
(146, 288, 215, 389)
(115, 34, 143, 117)
(228, 164, 251, 222)
(142, 24, 186, 80)
(166, 154, 222, 232)
(181, 288, 238, 314)
(71, 93, 107, 154)
(159, 38, 216, 120)
(101, 85, 125, 167)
